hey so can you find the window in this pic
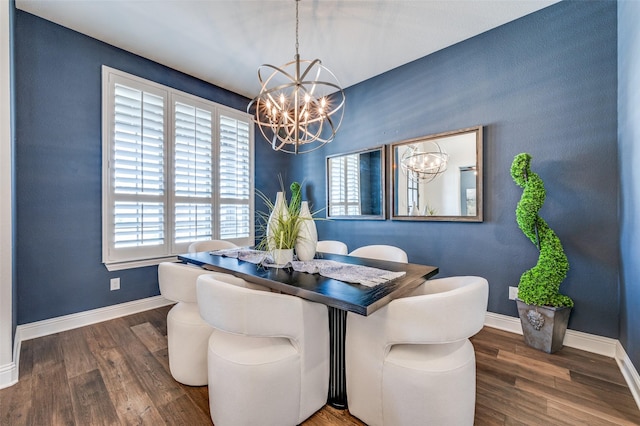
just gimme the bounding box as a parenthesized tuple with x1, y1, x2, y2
(407, 173, 419, 215)
(102, 66, 254, 270)
(329, 153, 361, 216)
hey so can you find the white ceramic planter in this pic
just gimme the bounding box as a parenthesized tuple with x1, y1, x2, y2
(295, 201, 318, 261)
(266, 192, 287, 251)
(272, 248, 294, 265)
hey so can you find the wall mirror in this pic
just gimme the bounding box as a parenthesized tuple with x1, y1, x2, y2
(391, 126, 483, 222)
(326, 146, 385, 220)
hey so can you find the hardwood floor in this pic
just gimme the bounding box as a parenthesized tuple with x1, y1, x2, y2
(1, 305, 639, 425)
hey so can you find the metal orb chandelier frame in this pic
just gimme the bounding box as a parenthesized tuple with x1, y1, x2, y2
(401, 142, 449, 183)
(247, 0, 346, 154)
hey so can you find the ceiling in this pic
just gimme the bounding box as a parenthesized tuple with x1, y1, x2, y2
(16, 0, 558, 99)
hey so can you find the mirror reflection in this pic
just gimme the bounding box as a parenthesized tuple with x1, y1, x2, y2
(326, 147, 385, 219)
(391, 126, 483, 221)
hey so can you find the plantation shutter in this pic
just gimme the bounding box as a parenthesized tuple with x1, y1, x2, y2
(219, 114, 252, 239)
(102, 66, 254, 269)
(329, 153, 361, 216)
(173, 100, 214, 244)
(345, 154, 361, 215)
(109, 81, 167, 260)
(329, 156, 345, 215)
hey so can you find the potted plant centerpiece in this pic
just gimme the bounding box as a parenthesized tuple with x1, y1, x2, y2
(510, 153, 572, 353)
(257, 180, 318, 265)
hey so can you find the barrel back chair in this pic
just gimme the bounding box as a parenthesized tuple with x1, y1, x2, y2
(348, 244, 408, 263)
(187, 239, 238, 253)
(345, 276, 489, 425)
(157, 261, 266, 386)
(316, 240, 349, 255)
(197, 275, 330, 426)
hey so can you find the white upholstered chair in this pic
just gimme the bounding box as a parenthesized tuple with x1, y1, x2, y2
(346, 276, 489, 426)
(349, 244, 408, 263)
(197, 275, 330, 426)
(316, 240, 348, 255)
(187, 239, 237, 253)
(157, 262, 266, 386)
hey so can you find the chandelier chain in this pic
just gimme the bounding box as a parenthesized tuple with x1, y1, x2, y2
(295, 0, 299, 56)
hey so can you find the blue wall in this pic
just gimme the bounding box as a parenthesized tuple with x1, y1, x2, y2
(14, 2, 621, 340)
(618, 0, 640, 371)
(13, 10, 287, 324)
(291, 1, 619, 337)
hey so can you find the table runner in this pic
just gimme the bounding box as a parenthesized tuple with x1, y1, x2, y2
(210, 248, 406, 287)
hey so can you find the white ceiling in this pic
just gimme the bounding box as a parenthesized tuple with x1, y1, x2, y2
(16, 0, 559, 99)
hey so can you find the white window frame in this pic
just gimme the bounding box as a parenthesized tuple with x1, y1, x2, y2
(102, 66, 254, 270)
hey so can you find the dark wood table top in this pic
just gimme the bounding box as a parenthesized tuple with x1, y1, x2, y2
(177, 251, 439, 316)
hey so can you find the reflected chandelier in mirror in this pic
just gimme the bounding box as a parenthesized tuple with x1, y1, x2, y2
(391, 126, 483, 222)
(400, 141, 449, 183)
(326, 147, 385, 220)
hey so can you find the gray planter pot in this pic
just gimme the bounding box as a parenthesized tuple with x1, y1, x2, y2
(515, 299, 572, 354)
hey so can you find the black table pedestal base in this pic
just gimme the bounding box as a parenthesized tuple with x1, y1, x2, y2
(327, 307, 348, 409)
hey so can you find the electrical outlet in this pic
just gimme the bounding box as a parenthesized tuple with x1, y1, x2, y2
(508, 286, 518, 300)
(110, 277, 120, 291)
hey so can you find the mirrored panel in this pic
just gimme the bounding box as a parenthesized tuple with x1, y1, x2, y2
(391, 126, 483, 222)
(326, 147, 385, 220)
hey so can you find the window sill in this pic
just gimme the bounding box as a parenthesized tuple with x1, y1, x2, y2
(104, 256, 179, 271)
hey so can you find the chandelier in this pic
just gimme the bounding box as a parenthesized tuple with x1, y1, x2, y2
(247, 0, 346, 154)
(401, 142, 449, 183)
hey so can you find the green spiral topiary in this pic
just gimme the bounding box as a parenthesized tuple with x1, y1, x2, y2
(511, 153, 572, 308)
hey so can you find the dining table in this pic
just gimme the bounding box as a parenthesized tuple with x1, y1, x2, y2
(178, 250, 439, 409)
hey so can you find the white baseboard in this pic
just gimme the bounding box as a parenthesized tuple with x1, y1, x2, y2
(616, 341, 640, 411)
(17, 295, 173, 342)
(485, 312, 640, 410)
(0, 295, 173, 389)
(0, 358, 17, 390)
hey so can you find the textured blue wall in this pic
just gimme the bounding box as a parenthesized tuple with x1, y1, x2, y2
(291, 1, 619, 337)
(13, 10, 286, 324)
(14, 3, 620, 340)
(618, 0, 640, 371)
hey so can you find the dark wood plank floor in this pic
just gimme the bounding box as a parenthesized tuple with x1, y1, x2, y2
(1, 305, 639, 425)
